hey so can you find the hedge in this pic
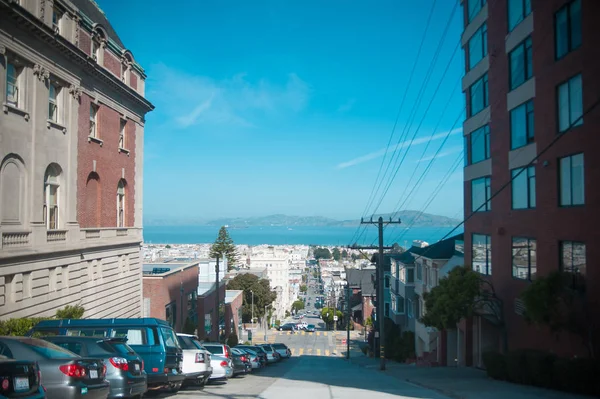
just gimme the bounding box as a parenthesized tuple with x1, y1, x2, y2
(483, 350, 600, 396)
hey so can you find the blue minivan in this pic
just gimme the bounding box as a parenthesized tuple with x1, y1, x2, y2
(27, 318, 185, 393)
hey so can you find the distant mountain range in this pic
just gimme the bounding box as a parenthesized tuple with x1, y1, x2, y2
(145, 211, 461, 228)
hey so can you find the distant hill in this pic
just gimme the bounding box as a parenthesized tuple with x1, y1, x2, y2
(199, 211, 461, 228)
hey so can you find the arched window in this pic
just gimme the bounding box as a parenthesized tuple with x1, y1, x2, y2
(44, 164, 61, 230)
(117, 179, 125, 227)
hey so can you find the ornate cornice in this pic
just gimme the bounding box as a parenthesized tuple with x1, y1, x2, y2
(0, 44, 6, 56)
(39, 0, 45, 19)
(33, 64, 50, 81)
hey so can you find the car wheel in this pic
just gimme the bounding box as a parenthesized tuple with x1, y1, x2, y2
(168, 382, 183, 393)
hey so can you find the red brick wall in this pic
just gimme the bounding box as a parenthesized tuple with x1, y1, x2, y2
(225, 292, 243, 338)
(77, 93, 136, 228)
(104, 51, 121, 78)
(463, 0, 600, 358)
(130, 72, 138, 91)
(142, 265, 199, 333)
(362, 295, 374, 322)
(78, 30, 91, 55)
(197, 283, 226, 341)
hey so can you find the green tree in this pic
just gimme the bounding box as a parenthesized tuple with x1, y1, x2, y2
(227, 273, 277, 323)
(226, 333, 239, 347)
(320, 307, 343, 330)
(210, 226, 239, 271)
(421, 266, 481, 330)
(299, 284, 307, 293)
(291, 300, 305, 312)
(341, 249, 348, 259)
(314, 247, 332, 260)
(182, 317, 196, 334)
(332, 248, 341, 261)
(165, 244, 171, 249)
(521, 271, 594, 357)
(56, 304, 85, 319)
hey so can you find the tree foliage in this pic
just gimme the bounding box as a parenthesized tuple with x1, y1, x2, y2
(521, 271, 594, 357)
(209, 226, 239, 271)
(421, 266, 482, 330)
(342, 249, 348, 259)
(56, 304, 85, 319)
(291, 300, 305, 312)
(313, 247, 332, 260)
(332, 248, 341, 261)
(320, 307, 343, 329)
(299, 284, 307, 293)
(226, 273, 277, 323)
(182, 317, 196, 334)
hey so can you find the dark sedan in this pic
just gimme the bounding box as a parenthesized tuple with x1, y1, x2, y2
(43, 336, 147, 399)
(0, 359, 45, 399)
(0, 337, 109, 399)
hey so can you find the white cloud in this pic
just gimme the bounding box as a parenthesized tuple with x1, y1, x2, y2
(147, 64, 310, 129)
(337, 98, 356, 113)
(416, 145, 464, 163)
(336, 128, 463, 169)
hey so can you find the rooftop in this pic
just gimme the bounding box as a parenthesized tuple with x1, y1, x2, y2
(142, 262, 198, 276)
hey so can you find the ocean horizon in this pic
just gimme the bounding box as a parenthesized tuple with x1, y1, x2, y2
(143, 225, 463, 247)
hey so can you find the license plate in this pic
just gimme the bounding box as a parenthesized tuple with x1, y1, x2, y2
(134, 363, 140, 371)
(14, 377, 29, 391)
(89, 370, 98, 379)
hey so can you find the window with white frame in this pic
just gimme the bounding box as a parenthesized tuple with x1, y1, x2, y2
(44, 165, 61, 230)
(6, 61, 23, 108)
(559, 153, 584, 206)
(557, 74, 583, 132)
(117, 180, 125, 227)
(89, 103, 98, 138)
(119, 119, 126, 148)
(48, 82, 61, 123)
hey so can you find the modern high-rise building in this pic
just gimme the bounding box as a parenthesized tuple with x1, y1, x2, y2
(461, 0, 598, 362)
(0, 0, 153, 318)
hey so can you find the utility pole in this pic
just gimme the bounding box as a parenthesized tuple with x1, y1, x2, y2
(251, 290, 254, 327)
(215, 256, 220, 341)
(346, 282, 350, 360)
(352, 216, 401, 371)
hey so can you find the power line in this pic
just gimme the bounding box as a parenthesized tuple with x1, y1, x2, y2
(348, 0, 440, 246)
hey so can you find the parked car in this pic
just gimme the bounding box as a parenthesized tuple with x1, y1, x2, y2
(28, 318, 184, 393)
(306, 324, 316, 333)
(229, 351, 250, 376)
(257, 345, 279, 363)
(201, 343, 231, 360)
(271, 343, 291, 359)
(175, 334, 212, 387)
(0, 336, 109, 399)
(208, 355, 233, 382)
(278, 323, 296, 332)
(232, 348, 261, 369)
(0, 358, 45, 399)
(235, 345, 267, 367)
(42, 336, 147, 399)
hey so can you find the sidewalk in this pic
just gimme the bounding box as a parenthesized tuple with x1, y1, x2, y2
(346, 353, 592, 399)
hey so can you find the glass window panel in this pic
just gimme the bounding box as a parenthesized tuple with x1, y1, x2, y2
(508, 0, 522, 31)
(570, 0, 582, 50)
(526, 101, 534, 141)
(471, 178, 485, 212)
(485, 177, 491, 211)
(555, 8, 569, 58)
(571, 153, 585, 205)
(525, 38, 533, 80)
(528, 167, 536, 208)
(510, 103, 526, 149)
(569, 74, 583, 127)
(510, 44, 525, 89)
(573, 242, 586, 276)
(559, 156, 572, 206)
(471, 127, 487, 163)
(511, 168, 528, 209)
(558, 82, 570, 132)
(469, 29, 482, 69)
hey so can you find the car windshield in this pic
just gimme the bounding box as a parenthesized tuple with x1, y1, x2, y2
(204, 346, 223, 355)
(261, 346, 273, 352)
(100, 341, 135, 355)
(160, 327, 180, 349)
(308, 325, 315, 328)
(190, 338, 205, 350)
(20, 338, 79, 359)
(273, 344, 286, 349)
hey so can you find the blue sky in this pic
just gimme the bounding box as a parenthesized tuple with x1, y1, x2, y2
(99, 0, 465, 221)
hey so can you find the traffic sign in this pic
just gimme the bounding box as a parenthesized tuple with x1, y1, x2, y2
(333, 315, 338, 321)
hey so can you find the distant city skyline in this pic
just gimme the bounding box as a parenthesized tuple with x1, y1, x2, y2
(99, 0, 465, 220)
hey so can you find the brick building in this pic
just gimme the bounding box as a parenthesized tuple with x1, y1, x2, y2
(461, 0, 599, 363)
(142, 263, 200, 333)
(0, 0, 153, 318)
(225, 290, 243, 341)
(197, 281, 226, 342)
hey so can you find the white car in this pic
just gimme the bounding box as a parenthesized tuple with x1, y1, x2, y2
(209, 355, 234, 381)
(176, 333, 213, 386)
